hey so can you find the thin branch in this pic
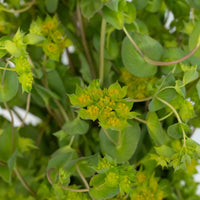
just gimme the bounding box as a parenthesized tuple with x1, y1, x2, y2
(76, 165, 95, 200)
(123, 26, 200, 66)
(18, 93, 31, 130)
(76, 3, 96, 79)
(1, 61, 10, 86)
(99, 18, 107, 86)
(66, 48, 76, 73)
(35, 115, 50, 146)
(123, 27, 144, 57)
(76, 165, 90, 190)
(159, 111, 173, 121)
(156, 96, 186, 146)
(102, 128, 118, 146)
(133, 116, 147, 124)
(126, 96, 153, 102)
(4, 102, 15, 153)
(0, 160, 7, 166)
(47, 168, 57, 185)
(54, 99, 69, 122)
(0, 66, 15, 72)
(1, 0, 36, 14)
(14, 167, 37, 198)
(60, 185, 89, 193)
(68, 136, 75, 147)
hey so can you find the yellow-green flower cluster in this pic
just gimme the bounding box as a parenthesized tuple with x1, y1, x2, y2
(15, 55, 33, 93)
(94, 156, 136, 195)
(29, 15, 72, 61)
(70, 80, 134, 130)
(168, 95, 195, 122)
(130, 174, 164, 200)
(120, 69, 158, 99)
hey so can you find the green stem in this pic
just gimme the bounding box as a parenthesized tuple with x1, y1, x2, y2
(68, 136, 75, 147)
(133, 116, 147, 124)
(4, 102, 15, 153)
(156, 96, 186, 146)
(123, 26, 200, 66)
(76, 165, 95, 200)
(14, 167, 37, 198)
(99, 18, 107, 87)
(0, 66, 15, 71)
(18, 93, 31, 130)
(54, 99, 69, 122)
(77, 2, 96, 79)
(103, 128, 118, 146)
(159, 111, 173, 121)
(2, 0, 36, 14)
(60, 185, 89, 193)
(126, 96, 153, 102)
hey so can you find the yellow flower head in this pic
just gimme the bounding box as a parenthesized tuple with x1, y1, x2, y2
(86, 105, 99, 121)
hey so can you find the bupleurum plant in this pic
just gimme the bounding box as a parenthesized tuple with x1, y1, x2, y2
(0, 0, 200, 200)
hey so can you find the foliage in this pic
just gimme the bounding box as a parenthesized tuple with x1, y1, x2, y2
(0, 0, 200, 199)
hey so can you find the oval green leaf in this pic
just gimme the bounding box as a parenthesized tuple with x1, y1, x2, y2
(100, 121, 140, 163)
(146, 112, 165, 146)
(122, 32, 163, 77)
(0, 69, 19, 102)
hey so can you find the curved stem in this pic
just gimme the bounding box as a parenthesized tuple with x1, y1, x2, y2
(126, 96, 153, 102)
(103, 128, 118, 146)
(159, 111, 173, 121)
(0, 66, 15, 72)
(76, 165, 95, 200)
(99, 18, 107, 86)
(133, 116, 147, 124)
(4, 102, 15, 153)
(60, 186, 89, 193)
(76, 3, 96, 79)
(1, 0, 36, 14)
(76, 165, 89, 190)
(123, 27, 144, 57)
(123, 26, 200, 66)
(14, 167, 37, 198)
(68, 136, 75, 147)
(156, 97, 186, 146)
(18, 93, 31, 130)
(54, 99, 69, 122)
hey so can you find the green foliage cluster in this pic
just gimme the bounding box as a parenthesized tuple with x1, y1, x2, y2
(1, 0, 200, 199)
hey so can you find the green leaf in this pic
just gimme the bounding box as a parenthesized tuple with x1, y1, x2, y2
(155, 145, 175, 157)
(0, 70, 19, 102)
(186, 0, 200, 10)
(79, 53, 92, 83)
(189, 20, 200, 57)
(47, 146, 77, 170)
(24, 33, 44, 45)
(196, 80, 200, 99)
(146, 0, 162, 12)
(133, 0, 148, 10)
(89, 174, 119, 199)
(149, 88, 176, 112)
(7, 150, 17, 183)
(123, 2, 136, 24)
(0, 126, 17, 162)
(34, 84, 60, 105)
(175, 80, 186, 98)
(146, 112, 165, 146)
(182, 65, 199, 85)
(103, 6, 123, 29)
(167, 123, 190, 139)
(45, 0, 58, 13)
(100, 122, 140, 163)
(80, 0, 103, 19)
(105, 0, 119, 11)
(4, 40, 21, 57)
(122, 32, 163, 77)
(63, 117, 89, 136)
